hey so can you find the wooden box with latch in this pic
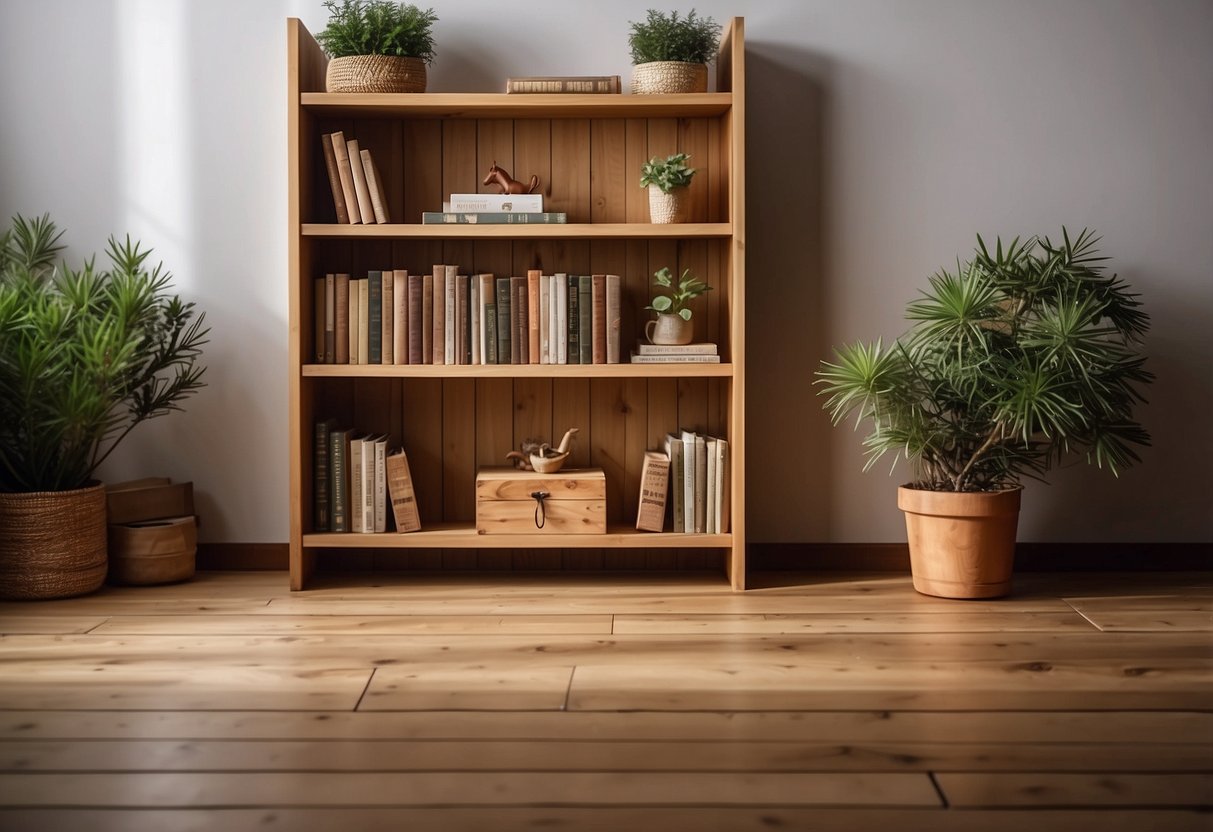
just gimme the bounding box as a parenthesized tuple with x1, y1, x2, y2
(475, 467, 606, 534)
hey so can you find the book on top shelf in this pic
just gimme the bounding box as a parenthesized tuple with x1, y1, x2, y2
(320, 134, 349, 223)
(447, 194, 543, 213)
(360, 149, 390, 224)
(328, 131, 361, 224)
(421, 212, 567, 225)
(506, 75, 622, 94)
(346, 138, 376, 225)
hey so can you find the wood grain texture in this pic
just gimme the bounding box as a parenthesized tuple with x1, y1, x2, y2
(936, 773, 1213, 808)
(360, 664, 574, 710)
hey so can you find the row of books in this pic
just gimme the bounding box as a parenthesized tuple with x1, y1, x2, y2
(313, 420, 420, 534)
(321, 131, 390, 225)
(635, 431, 730, 533)
(505, 75, 622, 94)
(313, 268, 624, 366)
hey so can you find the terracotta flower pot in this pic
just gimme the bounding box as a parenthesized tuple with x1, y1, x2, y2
(326, 55, 427, 93)
(648, 185, 688, 224)
(631, 61, 708, 94)
(0, 482, 107, 600)
(897, 486, 1022, 599)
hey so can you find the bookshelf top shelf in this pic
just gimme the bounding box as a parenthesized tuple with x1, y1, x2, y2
(300, 92, 733, 119)
(301, 223, 732, 240)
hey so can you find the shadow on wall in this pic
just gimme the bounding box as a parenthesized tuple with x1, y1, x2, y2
(745, 44, 835, 543)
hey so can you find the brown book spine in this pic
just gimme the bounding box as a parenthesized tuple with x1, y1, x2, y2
(357, 278, 370, 365)
(591, 273, 607, 365)
(320, 133, 350, 223)
(380, 270, 394, 365)
(432, 263, 445, 365)
(407, 274, 423, 364)
(335, 273, 350, 364)
(386, 449, 421, 533)
(329, 131, 362, 224)
(444, 265, 457, 365)
(346, 138, 376, 225)
(314, 277, 326, 363)
(636, 450, 670, 532)
(393, 270, 408, 365)
(421, 274, 434, 364)
(456, 274, 469, 365)
(510, 276, 526, 364)
(324, 273, 336, 363)
(360, 148, 390, 224)
(606, 273, 621, 364)
(527, 269, 541, 364)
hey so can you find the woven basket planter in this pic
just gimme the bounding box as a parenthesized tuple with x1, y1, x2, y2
(648, 185, 688, 223)
(108, 516, 197, 586)
(0, 483, 107, 600)
(631, 61, 708, 95)
(326, 55, 427, 93)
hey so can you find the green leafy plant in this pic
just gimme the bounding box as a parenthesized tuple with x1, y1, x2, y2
(646, 266, 711, 320)
(316, 0, 438, 62)
(639, 152, 696, 193)
(815, 229, 1152, 492)
(628, 9, 721, 65)
(0, 215, 209, 493)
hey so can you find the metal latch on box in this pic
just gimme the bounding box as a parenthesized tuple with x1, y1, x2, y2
(530, 490, 550, 529)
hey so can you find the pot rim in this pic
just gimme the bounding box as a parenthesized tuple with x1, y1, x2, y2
(897, 484, 1022, 517)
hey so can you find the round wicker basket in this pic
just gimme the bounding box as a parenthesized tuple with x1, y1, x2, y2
(0, 482, 107, 600)
(631, 61, 708, 95)
(648, 185, 688, 224)
(326, 55, 427, 93)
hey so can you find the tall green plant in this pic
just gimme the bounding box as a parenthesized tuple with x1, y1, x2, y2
(815, 229, 1152, 492)
(628, 9, 721, 64)
(0, 215, 209, 493)
(316, 0, 438, 62)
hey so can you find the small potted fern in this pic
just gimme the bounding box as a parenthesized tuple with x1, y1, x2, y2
(317, 0, 438, 93)
(640, 152, 696, 223)
(816, 230, 1151, 599)
(628, 9, 721, 94)
(0, 215, 208, 599)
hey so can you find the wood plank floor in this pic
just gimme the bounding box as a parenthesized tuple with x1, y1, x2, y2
(0, 570, 1209, 831)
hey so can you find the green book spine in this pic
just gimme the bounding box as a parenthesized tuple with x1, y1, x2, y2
(313, 418, 336, 532)
(368, 270, 382, 364)
(485, 300, 497, 365)
(577, 275, 593, 365)
(495, 278, 511, 365)
(566, 273, 580, 364)
(329, 428, 351, 533)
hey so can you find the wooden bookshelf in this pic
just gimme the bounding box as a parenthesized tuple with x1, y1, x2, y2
(287, 18, 745, 589)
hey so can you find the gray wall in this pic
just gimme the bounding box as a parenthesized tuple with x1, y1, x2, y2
(2, 0, 1209, 545)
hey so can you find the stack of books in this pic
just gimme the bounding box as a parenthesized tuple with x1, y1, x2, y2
(662, 431, 730, 534)
(630, 342, 721, 364)
(505, 75, 622, 94)
(321, 131, 390, 224)
(313, 420, 420, 534)
(313, 269, 623, 365)
(423, 193, 566, 225)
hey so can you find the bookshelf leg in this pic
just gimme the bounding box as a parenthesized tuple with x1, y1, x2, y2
(290, 547, 317, 591)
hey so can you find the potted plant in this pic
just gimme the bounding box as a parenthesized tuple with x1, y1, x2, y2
(627, 9, 721, 94)
(640, 152, 696, 224)
(0, 215, 208, 600)
(644, 266, 711, 345)
(815, 229, 1152, 599)
(317, 0, 438, 93)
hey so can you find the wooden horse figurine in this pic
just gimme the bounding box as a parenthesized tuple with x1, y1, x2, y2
(483, 162, 540, 195)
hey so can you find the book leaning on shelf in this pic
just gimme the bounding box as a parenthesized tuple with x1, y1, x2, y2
(664, 429, 729, 534)
(320, 132, 390, 224)
(315, 419, 420, 533)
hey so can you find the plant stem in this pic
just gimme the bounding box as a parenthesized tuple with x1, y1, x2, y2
(954, 422, 1005, 491)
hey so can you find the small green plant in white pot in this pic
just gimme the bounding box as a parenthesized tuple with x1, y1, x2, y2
(644, 266, 711, 345)
(628, 9, 721, 94)
(640, 152, 696, 224)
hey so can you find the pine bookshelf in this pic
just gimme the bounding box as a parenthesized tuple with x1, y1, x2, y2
(287, 17, 746, 589)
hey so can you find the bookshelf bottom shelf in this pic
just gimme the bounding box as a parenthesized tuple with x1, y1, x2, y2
(303, 526, 732, 549)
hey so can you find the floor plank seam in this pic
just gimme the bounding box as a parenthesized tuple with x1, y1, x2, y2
(561, 668, 577, 711)
(1064, 600, 1109, 632)
(352, 669, 377, 712)
(927, 771, 950, 808)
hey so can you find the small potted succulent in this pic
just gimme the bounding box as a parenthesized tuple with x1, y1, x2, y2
(627, 9, 721, 94)
(644, 266, 711, 345)
(0, 215, 208, 599)
(317, 0, 438, 93)
(640, 152, 696, 224)
(815, 229, 1151, 599)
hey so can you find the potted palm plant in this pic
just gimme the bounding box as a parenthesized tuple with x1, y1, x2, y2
(0, 215, 208, 599)
(627, 9, 721, 94)
(317, 0, 438, 93)
(640, 152, 696, 224)
(816, 229, 1152, 598)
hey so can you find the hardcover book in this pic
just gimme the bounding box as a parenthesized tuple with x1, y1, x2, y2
(555, 273, 568, 364)
(386, 449, 421, 533)
(636, 450, 670, 532)
(606, 274, 621, 364)
(511, 276, 528, 364)
(591, 274, 607, 365)
(629, 353, 722, 364)
(372, 435, 388, 533)
(329, 131, 361, 224)
(539, 273, 551, 365)
(421, 212, 567, 224)
(496, 277, 512, 365)
(567, 273, 580, 364)
(444, 265, 457, 365)
(381, 270, 394, 365)
(392, 270, 407, 364)
(578, 276, 593, 365)
(431, 264, 445, 365)
(335, 273, 350, 364)
(357, 278, 370, 365)
(346, 138, 375, 225)
(447, 193, 543, 213)
(360, 148, 390, 224)
(456, 273, 469, 366)
(505, 75, 622, 94)
(345, 276, 357, 364)
(664, 433, 685, 533)
(482, 274, 498, 365)
(350, 436, 365, 533)
(421, 273, 434, 364)
(313, 418, 337, 532)
(470, 275, 480, 365)
(636, 342, 718, 355)
(329, 427, 354, 533)
(368, 271, 382, 364)
(527, 270, 541, 364)
(320, 134, 349, 223)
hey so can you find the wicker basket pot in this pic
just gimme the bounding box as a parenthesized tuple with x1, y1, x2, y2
(0, 482, 107, 600)
(631, 61, 708, 95)
(326, 55, 427, 93)
(108, 516, 196, 586)
(648, 185, 688, 224)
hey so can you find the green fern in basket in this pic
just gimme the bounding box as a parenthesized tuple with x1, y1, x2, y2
(317, 0, 439, 63)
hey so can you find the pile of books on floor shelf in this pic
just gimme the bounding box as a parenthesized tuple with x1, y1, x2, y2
(313, 268, 623, 365)
(312, 421, 420, 534)
(422, 192, 567, 225)
(320, 131, 390, 224)
(636, 432, 730, 534)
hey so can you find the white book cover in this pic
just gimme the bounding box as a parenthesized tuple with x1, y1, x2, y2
(555, 273, 568, 364)
(716, 437, 729, 533)
(478, 274, 490, 364)
(680, 429, 697, 533)
(361, 436, 376, 534)
(371, 436, 385, 533)
(347, 280, 360, 365)
(349, 437, 364, 533)
(636, 342, 718, 355)
(694, 434, 707, 534)
(470, 277, 481, 365)
(548, 274, 560, 365)
(664, 433, 685, 533)
(448, 193, 543, 213)
(444, 266, 456, 365)
(540, 274, 551, 364)
(705, 438, 717, 535)
(393, 271, 408, 365)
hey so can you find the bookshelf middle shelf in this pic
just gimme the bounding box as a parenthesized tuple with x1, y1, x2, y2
(304, 526, 733, 549)
(303, 363, 734, 379)
(302, 223, 733, 239)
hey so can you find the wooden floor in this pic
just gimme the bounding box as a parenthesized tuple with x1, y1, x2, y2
(0, 569, 1209, 831)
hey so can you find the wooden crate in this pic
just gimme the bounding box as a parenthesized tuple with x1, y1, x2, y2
(106, 479, 195, 525)
(475, 468, 606, 534)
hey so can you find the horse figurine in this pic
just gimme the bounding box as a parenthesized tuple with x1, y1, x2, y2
(483, 162, 540, 195)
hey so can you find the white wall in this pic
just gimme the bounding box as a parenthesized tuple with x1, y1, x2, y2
(1, 0, 1209, 545)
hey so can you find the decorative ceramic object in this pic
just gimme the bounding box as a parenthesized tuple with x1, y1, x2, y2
(648, 185, 687, 224)
(506, 428, 580, 473)
(484, 162, 540, 195)
(645, 313, 693, 346)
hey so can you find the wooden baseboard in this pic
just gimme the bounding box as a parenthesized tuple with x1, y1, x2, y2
(196, 542, 1211, 573)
